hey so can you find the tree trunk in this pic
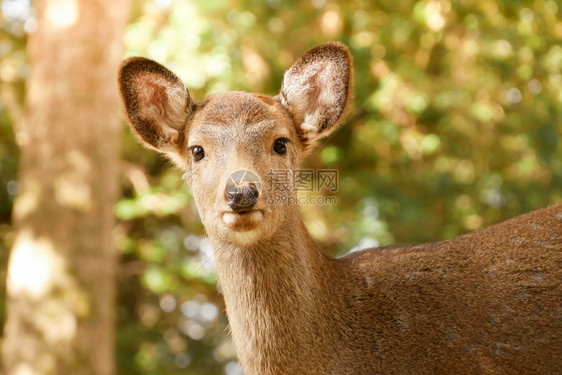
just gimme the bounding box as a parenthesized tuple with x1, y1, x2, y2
(2, 1, 129, 374)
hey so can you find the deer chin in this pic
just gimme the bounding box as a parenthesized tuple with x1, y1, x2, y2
(222, 210, 264, 233)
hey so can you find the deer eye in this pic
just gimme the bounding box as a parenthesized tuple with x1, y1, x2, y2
(273, 138, 289, 155)
(190, 146, 205, 161)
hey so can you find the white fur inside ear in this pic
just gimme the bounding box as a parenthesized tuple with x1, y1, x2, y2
(161, 126, 179, 144)
(280, 49, 348, 140)
(301, 113, 321, 137)
(135, 73, 190, 130)
(281, 64, 323, 127)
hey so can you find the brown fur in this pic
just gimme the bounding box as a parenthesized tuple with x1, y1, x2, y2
(118, 43, 562, 374)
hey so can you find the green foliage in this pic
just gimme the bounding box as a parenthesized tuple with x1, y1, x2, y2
(1, 0, 561, 374)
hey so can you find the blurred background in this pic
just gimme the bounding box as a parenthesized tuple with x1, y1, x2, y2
(0, 0, 561, 374)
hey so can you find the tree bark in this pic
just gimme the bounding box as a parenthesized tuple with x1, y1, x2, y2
(2, 1, 129, 374)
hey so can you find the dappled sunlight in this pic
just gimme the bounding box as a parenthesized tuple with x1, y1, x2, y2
(321, 7, 343, 37)
(7, 230, 60, 298)
(54, 150, 92, 211)
(6, 230, 91, 370)
(124, 0, 212, 90)
(425, 1, 448, 31)
(7, 230, 91, 334)
(35, 298, 78, 344)
(45, 0, 79, 30)
(12, 178, 40, 221)
(12, 363, 40, 375)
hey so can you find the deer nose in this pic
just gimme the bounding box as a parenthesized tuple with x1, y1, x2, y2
(225, 183, 259, 211)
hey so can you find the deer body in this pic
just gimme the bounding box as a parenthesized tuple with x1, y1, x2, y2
(214, 204, 562, 375)
(119, 43, 562, 374)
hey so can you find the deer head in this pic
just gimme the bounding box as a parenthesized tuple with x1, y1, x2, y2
(119, 42, 352, 245)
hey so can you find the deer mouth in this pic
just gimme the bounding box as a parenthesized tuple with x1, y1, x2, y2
(222, 210, 264, 232)
(234, 210, 253, 215)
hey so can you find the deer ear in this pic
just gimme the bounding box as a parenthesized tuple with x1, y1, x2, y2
(119, 57, 194, 154)
(278, 42, 353, 147)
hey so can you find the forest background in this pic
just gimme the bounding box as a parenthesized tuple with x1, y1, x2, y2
(0, 0, 561, 374)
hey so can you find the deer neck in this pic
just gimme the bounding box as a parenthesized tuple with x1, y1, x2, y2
(212, 206, 327, 296)
(210, 206, 331, 370)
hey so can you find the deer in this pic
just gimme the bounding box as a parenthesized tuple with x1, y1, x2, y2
(118, 42, 562, 374)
